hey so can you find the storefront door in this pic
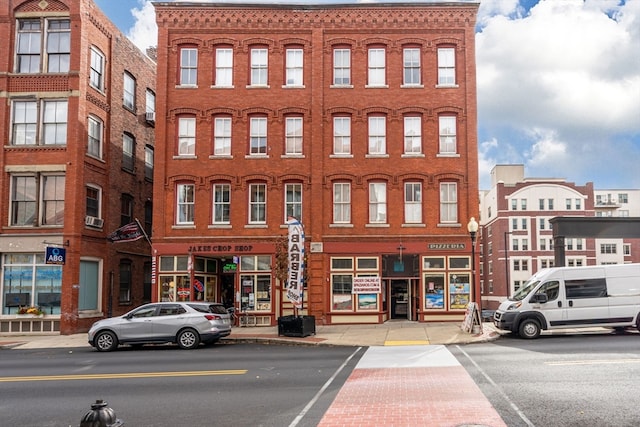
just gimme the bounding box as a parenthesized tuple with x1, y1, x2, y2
(390, 279, 409, 320)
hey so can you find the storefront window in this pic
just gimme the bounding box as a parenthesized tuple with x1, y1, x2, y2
(423, 257, 445, 269)
(2, 253, 62, 315)
(424, 274, 445, 309)
(449, 257, 470, 269)
(449, 273, 470, 310)
(240, 255, 271, 311)
(332, 274, 352, 310)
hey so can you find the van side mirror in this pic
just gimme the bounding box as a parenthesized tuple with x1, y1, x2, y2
(530, 294, 548, 304)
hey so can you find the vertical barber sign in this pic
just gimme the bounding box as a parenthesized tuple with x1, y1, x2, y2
(286, 217, 305, 309)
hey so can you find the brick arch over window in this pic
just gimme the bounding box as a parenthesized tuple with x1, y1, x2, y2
(363, 173, 396, 187)
(239, 38, 276, 53)
(398, 173, 431, 185)
(15, 0, 69, 13)
(362, 106, 393, 116)
(205, 175, 238, 187)
(397, 106, 431, 117)
(240, 174, 276, 190)
(241, 107, 275, 120)
(324, 174, 359, 188)
(206, 38, 240, 49)
(277, 174, 311, 189)
(324, 38, 357, 53)
(279, 38, 311, 51)
(166, 175, 202, 187)
(169, 38, 204, 50)
(324, 107, 358, 121)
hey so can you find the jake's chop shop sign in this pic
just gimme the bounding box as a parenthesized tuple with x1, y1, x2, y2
(187, 244, 253, 253)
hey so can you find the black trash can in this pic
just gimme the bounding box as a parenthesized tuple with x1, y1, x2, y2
(278, 315, 316, 337)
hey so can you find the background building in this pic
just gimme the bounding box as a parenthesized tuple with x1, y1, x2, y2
(0, 0, 155, 334)
(152, 1, 480, 325)
(479, 165, 640, 310)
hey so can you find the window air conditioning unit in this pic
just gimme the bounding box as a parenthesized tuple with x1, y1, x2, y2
(145, 112, 155, 124)
(85, 215, 104, 228)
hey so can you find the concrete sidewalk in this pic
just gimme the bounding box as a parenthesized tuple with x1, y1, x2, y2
(0, 320, 500, 349)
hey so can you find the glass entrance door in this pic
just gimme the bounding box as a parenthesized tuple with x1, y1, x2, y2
(390, 279, 409, 319)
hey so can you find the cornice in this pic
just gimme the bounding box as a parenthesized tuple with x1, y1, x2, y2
(155, 5, 478, 31)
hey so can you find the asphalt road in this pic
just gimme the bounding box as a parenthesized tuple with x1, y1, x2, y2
(450, 330, 640, 427)
(0, 342, 364, 427)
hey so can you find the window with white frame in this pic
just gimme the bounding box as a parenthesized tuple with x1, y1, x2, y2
(333, 182, 351, 223)
(403, 116, 421, 154)
(16, 18, 70, 73)
(215, 48, 233, 87)
(214, 117, 232, 156)
(575, 198, 582, 210)
(178, 117, 196, 156)
(123, 72, 136, 111)
(180, 47, 197, 85)
(285, 183, 302, 221)
(369, 183, 387, 223)
(285, 48, 303, 86)
(576, 239, 583, 250)
(145, 89, 155, 115)
(11, 100, 68, 146)
(437, 47, 455, 85)
(403, 48, 421, 85)
(89, 46, 105, 91)
(239, 255, 272, 311)
(368, 116, 386, 155)
(367, 48, 386, 86)
(176, 183, 195, 224)
(333, 48, 351, 85)
(249, 117, 267, 155)
(539, 218, 545, 230)
(86, 185, 102, 220)
(439, 182, 457, 223)
(285, 117, 303, 155)
(250, 48, 268, 86)
(512, 218, 518, 230)
(87, 115, 103, 158)
(213, 183, 231, 224)
(249, 183, 267, 224)
(11, 100, 37, 145)
(548, 198, 554, 210)
(42, 100, 68, 145)
(144, 145, 154, 181)
(438, 116, 457, 154)
(600, 243, 616, 254)
(333, 117, 351, 155)
(540, 239, 546, 250)
(404, 182, 422, 223)
(122, 133, 135, 172)
(521, 199, 527, 210)
(624, 244, 631, 256)
(521, 218, 527, 230)
(11, 174, 65, 226)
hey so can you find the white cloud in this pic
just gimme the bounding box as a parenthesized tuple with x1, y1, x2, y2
(128, 1, 157, 52)
(477, 0, 640, 188)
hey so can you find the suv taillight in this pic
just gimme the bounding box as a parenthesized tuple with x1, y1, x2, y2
(205, 314, 221, 321)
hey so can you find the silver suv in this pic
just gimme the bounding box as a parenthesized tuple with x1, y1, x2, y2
(88, 302, 232, 352)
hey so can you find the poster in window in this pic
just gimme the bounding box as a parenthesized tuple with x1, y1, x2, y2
(332, 294, 352, 310)
(425, 275, 445, 309)
(357, 294, 377, 310)
(449, 274, 470, 309)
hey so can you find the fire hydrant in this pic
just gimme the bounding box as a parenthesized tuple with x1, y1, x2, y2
(79, 399, 124, 427)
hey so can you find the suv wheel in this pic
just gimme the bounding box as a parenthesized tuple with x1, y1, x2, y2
(177, 328, 200, 349)
(518, 319, 541, 339)
(94, 331, 118, 352)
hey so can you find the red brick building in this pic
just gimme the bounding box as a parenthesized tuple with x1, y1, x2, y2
(152, 1, 479, 325)
(0, 0, 155, 334)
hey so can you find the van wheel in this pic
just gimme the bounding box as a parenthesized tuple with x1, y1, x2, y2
(518, 319, 541, 339)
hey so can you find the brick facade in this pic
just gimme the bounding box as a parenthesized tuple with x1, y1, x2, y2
(0, 0, 155, 334)
(152, 2, 479, 324)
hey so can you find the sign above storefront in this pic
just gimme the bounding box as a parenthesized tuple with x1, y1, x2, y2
(353, 277, 381, 294)
(428, 243, 466, 250)
(45, 247, 66, 265)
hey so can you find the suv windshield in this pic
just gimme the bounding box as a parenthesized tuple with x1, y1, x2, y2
(511, 279, 540, 301)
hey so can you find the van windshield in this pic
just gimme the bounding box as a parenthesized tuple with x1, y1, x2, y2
(511, 279, 540, 301)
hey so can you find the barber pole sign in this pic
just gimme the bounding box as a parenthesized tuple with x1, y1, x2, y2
(286, 217, 305, 309)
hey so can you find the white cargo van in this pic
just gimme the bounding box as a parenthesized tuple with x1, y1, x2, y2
(493, 263, 640, 339)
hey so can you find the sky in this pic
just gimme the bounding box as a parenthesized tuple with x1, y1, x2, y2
(95, 0, 640, 191)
